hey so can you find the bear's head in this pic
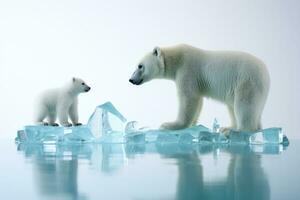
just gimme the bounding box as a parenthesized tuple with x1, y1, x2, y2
(70, 77, 91, 94)
(129, 47, 165, 85)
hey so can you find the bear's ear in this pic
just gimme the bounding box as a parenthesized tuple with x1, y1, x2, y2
(153, 47, 162, 57)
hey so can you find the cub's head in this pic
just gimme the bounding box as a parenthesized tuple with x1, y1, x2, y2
(71, 77, 91, 93)
(129, 47, 165, 85)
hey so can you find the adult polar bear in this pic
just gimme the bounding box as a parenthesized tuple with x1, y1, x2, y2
(129, 44, 270, 132)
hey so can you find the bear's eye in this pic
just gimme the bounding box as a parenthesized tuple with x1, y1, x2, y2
(82, 83, 85, 85)
(138, 64, 143, 69)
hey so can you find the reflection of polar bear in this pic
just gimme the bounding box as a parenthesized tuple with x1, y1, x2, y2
(129, 44, 270, 132)
(34, 78, 91, 127)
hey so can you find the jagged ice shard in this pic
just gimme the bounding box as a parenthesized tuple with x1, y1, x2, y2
(15, 102, 289, 146)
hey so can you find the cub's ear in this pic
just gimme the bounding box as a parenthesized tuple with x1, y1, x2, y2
(153, 47, 162, 57)
(72, 77, 76, 82)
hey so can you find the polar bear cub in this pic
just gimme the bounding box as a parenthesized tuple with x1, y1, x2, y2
(34, 77, 91, 127)
(129, 44, 270, 132)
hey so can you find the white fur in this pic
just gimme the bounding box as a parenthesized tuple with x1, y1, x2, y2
(34, 77, 91, 127)
(129, 44, 270, 131)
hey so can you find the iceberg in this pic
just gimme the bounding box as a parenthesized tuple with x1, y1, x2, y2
(15, 102, 289, 146)
(87, 102, 127, 137)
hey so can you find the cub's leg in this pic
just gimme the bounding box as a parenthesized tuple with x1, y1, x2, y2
(69, 100, 82, 126)
(57, 101, 72, 127)
(47, 111, 59, 126)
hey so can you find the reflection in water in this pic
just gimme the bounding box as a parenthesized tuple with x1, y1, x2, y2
(18, 144, 90, 200)
(34, 158, 81, 199)
(227, 153, 270, 200)
(172, 146, 270, 200)
(175, 152, 205, 199)
(17, 142, 282, 200)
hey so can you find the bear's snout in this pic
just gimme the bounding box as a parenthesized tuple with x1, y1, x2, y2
(85, 87, 91, 92)
(129, 78, 143, 85)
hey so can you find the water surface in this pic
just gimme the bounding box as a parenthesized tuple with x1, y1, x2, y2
(0, 140, 299, 200)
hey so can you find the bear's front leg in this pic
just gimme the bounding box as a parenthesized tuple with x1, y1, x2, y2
(220, 105, 237, 135)
(69, 100, 82, 126)
(57, 102, 72, 127)
(161, 80, 203, 130)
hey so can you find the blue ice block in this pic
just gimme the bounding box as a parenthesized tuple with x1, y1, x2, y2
(249, 128, 283, 144)
(87, 102, 127, 138)
(16, 125, 64, 144)
(227, 127, 286, 145)
(126, 133, 146, 144)
(16, 125, 94, 144)
(63, 125, 94, 143)
(15, 102, 289, 146)
(212, 118, 220, 132)
(178, 133, 196, 144)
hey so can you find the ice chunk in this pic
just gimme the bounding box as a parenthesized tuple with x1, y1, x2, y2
(178, 133, 196, 144)
(148, 124, 210, 143)
(87, 102, 132, 143)
(212, 118, 220, 133)
(227, 131, 251, 144)
(126, 133, 146, 144)
(87, 102, 127, 137)
(249, 128, 283, 144)
(15, 125, 64, 144)
(196, 131, 226, 144)
(172, 125, 210, 136)
(227, 127, 286, 145)
(156, 132, 179, 143)
(144, 131, 159, 143)
(124, 122, 147, 143)
(125, 121, 149, 134)
(125, 121, 140, 133)
(95, 133, 126, 143)
(15, 125, 94, 144)
(282, 135, 290, 146)
(63, 125, 94, 143)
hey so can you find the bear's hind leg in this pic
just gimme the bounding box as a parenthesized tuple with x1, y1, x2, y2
(35, 106, 49, 126)
(234, 82, 265, 132)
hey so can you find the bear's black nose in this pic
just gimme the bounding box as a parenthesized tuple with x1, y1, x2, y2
(129, 79, 134, 84)
(85, 87, 91, 92)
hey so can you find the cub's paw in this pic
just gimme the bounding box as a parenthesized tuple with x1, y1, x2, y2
(36, 122, 49, 126)
(74, 123, 82, 126)
(49, 123, 59, 127)
(160, 122, 187, 130)
(61, 122, 72, 127)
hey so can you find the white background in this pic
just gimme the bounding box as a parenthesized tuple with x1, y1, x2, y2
(0, 0, 299, 139)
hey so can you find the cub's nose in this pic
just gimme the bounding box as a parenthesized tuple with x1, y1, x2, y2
(129, 79, 134, 84)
